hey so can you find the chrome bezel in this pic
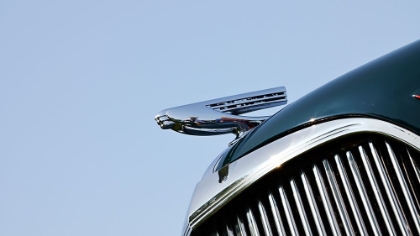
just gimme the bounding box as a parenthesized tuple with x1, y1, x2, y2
(182, 117, 420, 235)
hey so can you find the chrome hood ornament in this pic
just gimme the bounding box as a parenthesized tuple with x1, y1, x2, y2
(155, 87, 287, 138)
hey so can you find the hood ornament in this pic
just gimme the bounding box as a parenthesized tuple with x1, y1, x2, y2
(155, 87, 287, 139)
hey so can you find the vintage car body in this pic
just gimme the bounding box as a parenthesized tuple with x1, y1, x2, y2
(157, 40, 420, 235)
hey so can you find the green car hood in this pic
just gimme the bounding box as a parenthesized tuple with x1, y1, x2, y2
(218, 39, 420, 169)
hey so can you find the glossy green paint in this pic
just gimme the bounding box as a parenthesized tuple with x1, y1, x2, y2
(218, 40, 420, 169)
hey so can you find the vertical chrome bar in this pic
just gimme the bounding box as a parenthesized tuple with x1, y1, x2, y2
(313, 165, 342, 236)
(301, 172, 327, 235)
(210, 230, 220, 236)
(408, 148, 420, 208)
(258, 201, 273, 236)
(323, 159, 355, 236)
(226, 223, 234, 236)
(346, 151, 381, 236)
(246, 208, 260, 236)
(359, 145, 396, 235)
(290, 179, 313, 236)
(268, 193, 286, 236)
(408, 149, 420, 184)
(279, 186, 298, 236)
(237, 215, 248, 236)
(369, 142, 410, 236)
(335, 154, 368, 235)
(386, 142, 420, 234)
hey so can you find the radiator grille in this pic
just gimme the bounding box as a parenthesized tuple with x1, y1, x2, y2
(191, 134, 420, 236)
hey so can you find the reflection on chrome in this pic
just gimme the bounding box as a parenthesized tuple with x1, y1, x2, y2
(184, 118, 420, 234)
(155, 87, 287, 138)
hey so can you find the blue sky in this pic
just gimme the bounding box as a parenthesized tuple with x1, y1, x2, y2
(1, 1, 420, 235)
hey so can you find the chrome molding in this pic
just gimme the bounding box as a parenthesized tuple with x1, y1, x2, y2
(155, 87, 287, 138)
(183, 118, 420, 235)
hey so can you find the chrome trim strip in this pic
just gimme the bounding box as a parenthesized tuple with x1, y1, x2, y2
(182, 223, 192, 236)
(369, 142, 410, 235)
(183, 118, 420, 234)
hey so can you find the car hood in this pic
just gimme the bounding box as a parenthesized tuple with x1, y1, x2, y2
(218, 39, 420, 169)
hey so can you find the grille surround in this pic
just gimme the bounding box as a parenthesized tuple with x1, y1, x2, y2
(184, 118, 420, 236)
(191, 134, 420, 236)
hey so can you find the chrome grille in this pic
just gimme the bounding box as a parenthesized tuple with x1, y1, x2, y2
(191, 135, 420, 236)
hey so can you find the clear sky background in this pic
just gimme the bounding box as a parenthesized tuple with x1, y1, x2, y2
(1, 1, 420, 236)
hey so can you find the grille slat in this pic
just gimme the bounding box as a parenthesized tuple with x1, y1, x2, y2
(278, 186, 298, 236)
(226, 223, 234, 236)
(192, 136, 420, 236)
(258, 201, 273, 236)
(313, 164, 342, 236)
(346, 151, 381, 235)
(290, 179, 312, 236)
(359, 145, 397, 235)
(369, 142, 411, 235)
(323, 159, 355, 236)
(387, 142, 420, 235)
(237, 215, 247, 236)
(301, 172, 327, 235)
(406, 149, 420, 221)
(268, 193, 286, 236)
(246, 207, 260, 236)
(335, 154, 369, 235)
(409, 149, 420, 184)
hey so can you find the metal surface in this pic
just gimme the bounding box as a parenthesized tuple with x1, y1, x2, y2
(386, 142, 420, 234)
(290, 179, 312, 236)
(313, 164, 341, 236)
(246, 207, 259, 236)
(369, 142, 410, 235)
(155, 87, 287, 138)
(189, 136, 420, 235)
(182, 118, 420, 235)
(279, 186, 298, 236)
(258, 201, 273, 236)
(359, 145, 395, 235)
(335, 154, 368, 235)
(346, 151, 380, 235)
(301, 171, 326, 235)
(323, 159, 354, 235)
(268, 193, 286, 236)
